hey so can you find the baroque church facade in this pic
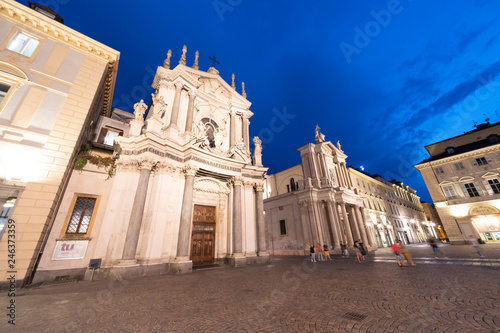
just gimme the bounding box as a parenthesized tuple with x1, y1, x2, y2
(32, 47, 269, 282)
(264, 127, 428, 255)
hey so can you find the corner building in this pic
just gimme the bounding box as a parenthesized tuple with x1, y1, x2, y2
(415, 121, 500, 244)
(32, 47, 269, 283)
(0, 1, 119, 287)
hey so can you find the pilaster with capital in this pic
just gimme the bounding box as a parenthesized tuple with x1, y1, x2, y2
(169, 82, 184, 129)
(254, 184, 267, 254)
(120, 159, 155, 263)
(325, 200, 341, 250)
(355, 205, 370, 246)
(232, 177, 243, 254)
(242, 115, 249, 150)
(176, 166, 198, 259)
(184, 91, 197, 132)
(229, 111, 236, 147)
(340, 204, 354, 247)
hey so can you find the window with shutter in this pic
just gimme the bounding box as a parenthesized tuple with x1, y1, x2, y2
(488, 179, 500, 194)
(435, 167, 445, 174)
(463, 183, 480, 197)
(454, 162, 465, 170)
(476, 157, 488, 165)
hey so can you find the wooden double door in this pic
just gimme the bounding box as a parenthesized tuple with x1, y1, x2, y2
(190, 205, 216, 265)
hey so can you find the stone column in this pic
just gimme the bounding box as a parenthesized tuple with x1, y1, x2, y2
(184, 91, 196, 132)
(232, 177, 243, 254)
(340, 204, 354, 247)
(169, 82, 183, 128)
(326, 200, 341, 251)
(355, 206, 370, 246)
(298, 201, 313, 248)
(348, 205, 361, 241)
(121, 160, 154, 262)
(176, 167, 197, 258)
(255, 184, 268, 256)
(242, 116, 249, 150)
(229, 111, 236, 147)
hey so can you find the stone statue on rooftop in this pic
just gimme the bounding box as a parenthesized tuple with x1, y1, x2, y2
(133, 99, 147, 121)
(315, 124, 325, 143)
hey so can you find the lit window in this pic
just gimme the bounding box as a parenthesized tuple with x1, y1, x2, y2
(476, 157, 488, 166)
(66, 196, 97, 235)
(488, 179, 500, 194)
(103, 129, 120, 146)
(6, 32, 40, 57)
(464, 183, 480, 198)
(454, 162, 465, 171)
(96, 127, 123, 145)
(279, 220, 286, 235)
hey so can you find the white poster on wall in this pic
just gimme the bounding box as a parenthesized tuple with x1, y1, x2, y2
(52, 240, 89, 260)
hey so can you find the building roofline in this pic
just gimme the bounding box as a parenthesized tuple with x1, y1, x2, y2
(0, 0, 120, 116)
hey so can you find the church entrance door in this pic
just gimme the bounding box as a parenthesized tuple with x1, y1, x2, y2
(191, 205, 216, 265)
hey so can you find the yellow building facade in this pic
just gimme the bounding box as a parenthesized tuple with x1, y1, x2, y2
(415, 122, 500, 244)
(0, 0, 119, 286)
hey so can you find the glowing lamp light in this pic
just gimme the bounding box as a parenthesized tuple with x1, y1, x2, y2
(450, 206, 468, 218)
(0, 142, 42, 183)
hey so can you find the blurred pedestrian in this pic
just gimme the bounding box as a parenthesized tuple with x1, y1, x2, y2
(309, 244, 316, 262)
(316, 243, 325, 261)
(398, 239, 416, 266)
(354, 240, 363, 263)
(323, 243, 332, 261)
(358, 240, 367, 261)
(468, 235, 485, 258)
(340, 242, 347, 257)
(429, 238, 445, 259)
(391, 241, 406, 267)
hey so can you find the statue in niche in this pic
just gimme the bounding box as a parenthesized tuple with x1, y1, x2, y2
(133, 99, 147, 121)
(315, 124, 325, 143)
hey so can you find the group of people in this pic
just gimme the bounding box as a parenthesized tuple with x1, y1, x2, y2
(390, 239, 417, 267)
(309, 241, 368, 263)
(308, 243, 332, 262)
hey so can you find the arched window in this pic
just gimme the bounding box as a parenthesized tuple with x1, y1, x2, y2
(290, 178, 296, 191)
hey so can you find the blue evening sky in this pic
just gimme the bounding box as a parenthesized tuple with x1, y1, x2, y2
(20, 0, 500, 202)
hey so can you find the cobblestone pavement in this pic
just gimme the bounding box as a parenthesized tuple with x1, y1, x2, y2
(2, 244, 500, 333)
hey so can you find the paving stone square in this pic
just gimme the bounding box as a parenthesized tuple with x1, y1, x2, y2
(2, 244, 500, 332)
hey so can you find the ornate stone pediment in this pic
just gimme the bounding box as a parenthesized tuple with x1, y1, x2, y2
(194, 177, 230, 194)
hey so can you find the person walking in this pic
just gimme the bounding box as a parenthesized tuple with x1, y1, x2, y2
(354, 241, 363, 263)
(323, 243, 332, 261)
(341, 242, 349, 257)
(398, 239, 416, 266)
(316, 243, 325, 261)
(309, 244, 317, 262)
(357, 240, 367, 261)
(391, 240, 407, 267)
(429, 238, 445, 259)
(468, 236, 485, 258)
